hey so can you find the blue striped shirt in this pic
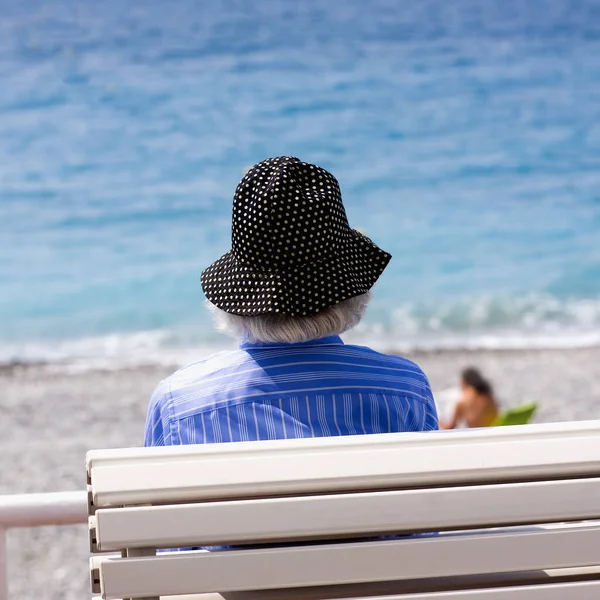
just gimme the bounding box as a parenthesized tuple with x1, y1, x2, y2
(144, 335, 438, 446)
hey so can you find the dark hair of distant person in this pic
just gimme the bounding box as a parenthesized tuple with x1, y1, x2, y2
(461, 367, 493, 398)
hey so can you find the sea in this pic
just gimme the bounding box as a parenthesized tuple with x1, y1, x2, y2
(1, 0, 600, 369)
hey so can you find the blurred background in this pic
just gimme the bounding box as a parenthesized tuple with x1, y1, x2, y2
(1, 2, 600, 596)
(2, 0, 600, 367)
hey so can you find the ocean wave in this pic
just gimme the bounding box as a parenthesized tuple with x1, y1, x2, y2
(351, 293, 600, 351)
(2, 294, 600, 372)
(392, 294, 600, 333)
(0, 330, 230, 373)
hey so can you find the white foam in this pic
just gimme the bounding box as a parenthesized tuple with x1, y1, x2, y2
(348, 293, 600, 352)
(2, 294, 600, 372)
(348, 329, 600, 353)
(0, 330, 233, 373)
(1, 327, 599, 375)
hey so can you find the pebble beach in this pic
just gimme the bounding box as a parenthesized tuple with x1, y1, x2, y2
(2, 346, 600, 599)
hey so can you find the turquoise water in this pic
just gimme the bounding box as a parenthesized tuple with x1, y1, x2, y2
(2, 0, 600, 365)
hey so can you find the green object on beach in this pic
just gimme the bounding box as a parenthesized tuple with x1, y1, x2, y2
(493, 402, 538, 426)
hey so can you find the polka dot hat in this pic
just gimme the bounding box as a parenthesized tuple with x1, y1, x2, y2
(201, 156, 392, 317)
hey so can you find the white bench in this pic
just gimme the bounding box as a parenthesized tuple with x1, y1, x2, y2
(87, 420, 600, 600)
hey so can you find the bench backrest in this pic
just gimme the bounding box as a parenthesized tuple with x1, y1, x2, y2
(87, 420, 600, 600)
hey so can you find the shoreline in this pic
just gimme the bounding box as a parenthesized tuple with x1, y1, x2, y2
(2, 342, 600, 373)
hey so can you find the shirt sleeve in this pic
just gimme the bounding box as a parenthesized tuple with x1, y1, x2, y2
(421, 372, 440, 431)
(144, 379, 171, 446)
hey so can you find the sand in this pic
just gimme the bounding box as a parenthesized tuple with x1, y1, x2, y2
(2, 347, 600, 599)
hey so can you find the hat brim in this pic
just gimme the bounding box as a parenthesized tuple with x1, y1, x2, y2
(201, 230, 391, 317)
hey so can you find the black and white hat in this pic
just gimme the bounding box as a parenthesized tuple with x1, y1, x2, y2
(201, 156, 391, 317)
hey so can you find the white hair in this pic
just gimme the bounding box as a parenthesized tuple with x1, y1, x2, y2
(210, 292, 371, 344)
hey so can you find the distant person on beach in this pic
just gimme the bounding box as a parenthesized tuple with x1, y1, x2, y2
(441, 367, 499, 429)
(145, 156, 438, 446)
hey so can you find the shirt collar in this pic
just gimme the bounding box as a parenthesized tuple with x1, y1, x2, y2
(240, 335, 344, 350)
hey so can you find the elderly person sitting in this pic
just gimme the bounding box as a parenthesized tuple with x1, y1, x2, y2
(145, 156, 438, 446)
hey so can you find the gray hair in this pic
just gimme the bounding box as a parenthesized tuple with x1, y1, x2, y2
(210, 292, 371, 344)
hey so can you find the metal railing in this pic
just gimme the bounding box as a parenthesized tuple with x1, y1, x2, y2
(0, 491, 88, 600)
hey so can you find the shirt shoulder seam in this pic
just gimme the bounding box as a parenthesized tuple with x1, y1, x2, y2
(164, 379, 180, 445)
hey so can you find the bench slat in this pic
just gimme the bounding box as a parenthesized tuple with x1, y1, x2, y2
(87, 421, 600, 508)
(98, 523, 600, 599)
(161, 580, 600, 600)
(331, 581, 600, 600)
(167, 566, 600, 600)
(94, 477, 600, 550)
